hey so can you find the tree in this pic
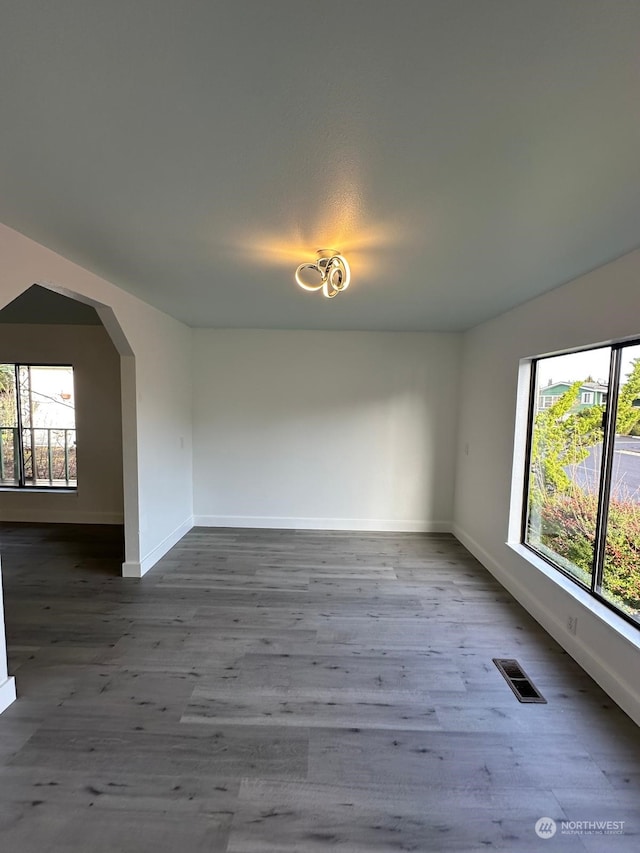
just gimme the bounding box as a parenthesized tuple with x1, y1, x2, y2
(616, 357, 640, 435)
(530, 381, 603, 501)
(0, 363, 13, 394)
(0, 364, 16, 426)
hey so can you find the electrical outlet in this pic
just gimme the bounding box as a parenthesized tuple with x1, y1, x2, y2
(567, 615, 578, 636)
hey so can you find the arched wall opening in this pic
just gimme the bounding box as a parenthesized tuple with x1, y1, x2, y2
(0, 283, 139, 570)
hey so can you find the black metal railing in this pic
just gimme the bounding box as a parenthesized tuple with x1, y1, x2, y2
(0, 426, 77, 486)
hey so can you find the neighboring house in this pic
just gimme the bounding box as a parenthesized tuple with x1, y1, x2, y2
(538, 380, 608, 412)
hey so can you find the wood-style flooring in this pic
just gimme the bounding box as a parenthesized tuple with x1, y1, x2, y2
(0, 523, 638, 852)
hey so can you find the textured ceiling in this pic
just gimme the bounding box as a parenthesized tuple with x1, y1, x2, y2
(1, 1, 639, 331)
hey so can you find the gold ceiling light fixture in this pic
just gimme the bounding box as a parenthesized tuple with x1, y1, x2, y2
(295, 249, 350, 299)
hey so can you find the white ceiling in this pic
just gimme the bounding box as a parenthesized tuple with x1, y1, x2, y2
(1, 1, 639, 331)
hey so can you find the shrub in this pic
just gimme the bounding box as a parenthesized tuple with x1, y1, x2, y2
(536, 490, 640, 616)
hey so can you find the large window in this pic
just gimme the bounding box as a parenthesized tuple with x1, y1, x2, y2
(0, 364, 77, 488)
(523, 342, 640, 627)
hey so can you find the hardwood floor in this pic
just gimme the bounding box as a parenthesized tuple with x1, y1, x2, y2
(0, 523, 638, 851)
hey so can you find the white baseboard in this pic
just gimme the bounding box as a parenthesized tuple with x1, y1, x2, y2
(0, 676, 16, 714)
(121, 561, 143, 578)
(122, 516, 193, 578)
(0, 509, 124, 524)
(193, 515, 451, 533)
(451, 524, 510, 586)
(452, 523, 640, 728)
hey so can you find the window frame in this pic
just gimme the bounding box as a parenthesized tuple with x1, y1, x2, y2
(0, 361, 77, 491)
(521, 340, 639, 630)
(540, 394, 560, 408)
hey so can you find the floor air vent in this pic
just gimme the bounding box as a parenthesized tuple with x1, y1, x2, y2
(493, 658, 547, 704)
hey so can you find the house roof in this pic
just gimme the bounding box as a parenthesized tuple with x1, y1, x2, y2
(1, 2, 640, 331)
(541, 381, 608, 394)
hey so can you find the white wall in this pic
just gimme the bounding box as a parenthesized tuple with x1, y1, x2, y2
(0, 324, 123, 524)
(453, 248, 640, 726)
(193, 329, 461, 531)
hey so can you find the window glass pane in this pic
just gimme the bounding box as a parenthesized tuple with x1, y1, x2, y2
(525, 347, 611, 585)
(0, 364, 18, 483)
(601, 343, 640, 623)
(26, 366, 76, 485)
(18, 365, 34, 481)
(0, 364, 76, 488)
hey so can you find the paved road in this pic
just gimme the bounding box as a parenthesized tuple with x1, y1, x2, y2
(567, 436, 640, 500)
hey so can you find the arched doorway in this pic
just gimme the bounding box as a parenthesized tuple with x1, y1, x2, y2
(0, 283, 140, 711)
(0, 283, 139, 570)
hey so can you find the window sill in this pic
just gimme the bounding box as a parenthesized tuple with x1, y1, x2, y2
(0, 487, 77, 495)
(506, 541, 640, 650)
